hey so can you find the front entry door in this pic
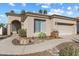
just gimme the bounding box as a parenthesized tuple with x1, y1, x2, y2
(12, 20, 21, 34)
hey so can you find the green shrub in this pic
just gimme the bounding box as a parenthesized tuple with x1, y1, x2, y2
(59, 44, 79, 56)
(38, 32, 46, 39)
(21, 10, 26, 14)
(10, 10, 15, 14)
(18, 29, 26, 37)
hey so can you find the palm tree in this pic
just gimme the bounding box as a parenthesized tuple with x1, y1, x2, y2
(0, 23, 5, 28)
(39, 9, 43, 14)
(21, 10, 26, 14)
(44, 10, 47, 14)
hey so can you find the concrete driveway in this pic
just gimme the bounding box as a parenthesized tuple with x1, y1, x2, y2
(0, 34, 74, 55)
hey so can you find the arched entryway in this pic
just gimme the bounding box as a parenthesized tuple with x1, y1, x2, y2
(11, 20, 21, 34)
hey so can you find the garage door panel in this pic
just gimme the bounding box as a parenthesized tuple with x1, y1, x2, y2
(57, 25, 74, 36)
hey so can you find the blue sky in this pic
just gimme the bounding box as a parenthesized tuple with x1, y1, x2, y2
(0, 3, 79, 24)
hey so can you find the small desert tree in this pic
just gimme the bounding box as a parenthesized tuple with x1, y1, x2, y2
(10, 10, 15, 14)
(21, 10, 26, 14)
(39, 9, 43, 14)
(38, 9, 48, 14)
(44, 10, 47, 14)
(0, 23, 5, 28)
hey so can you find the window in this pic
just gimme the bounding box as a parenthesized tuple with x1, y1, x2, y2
(34, 19, 46, 32)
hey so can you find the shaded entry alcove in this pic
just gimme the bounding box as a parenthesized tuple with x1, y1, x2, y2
(11, 20, 21, 34)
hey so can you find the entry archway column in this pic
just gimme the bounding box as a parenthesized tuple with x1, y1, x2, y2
(7, 23, 12, 35)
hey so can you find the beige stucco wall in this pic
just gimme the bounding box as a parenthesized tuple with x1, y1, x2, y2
(0, 27, 3, 35)
(24, 16, 51, 37)
(8, 16, 21, 23)
(23, 16, 34, 37)
(24, 16, 77, 37)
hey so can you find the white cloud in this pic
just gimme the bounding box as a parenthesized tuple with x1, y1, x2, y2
(36, 3, 51, 8)
(48, 8, 64, 15)
(0, 14, 7, 23)
(75, 6, 79, 10)
(9, 3, 15, 6)
(0, 15, 6, 18)
(0, 15, 4, 17)
(67, 6, 72, 10)
(41, 5, 50, 8)
(9, 3, 27, 7)
(32, 11, 36, 13)
(41, 4, 51, 8)
(22, 3, 26, 6)
(66, 11, 73, 16)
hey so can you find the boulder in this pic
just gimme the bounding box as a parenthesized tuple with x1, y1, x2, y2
(20, 39, 29, 45)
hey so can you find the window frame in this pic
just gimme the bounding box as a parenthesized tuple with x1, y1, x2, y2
(34, 19, 46, 33)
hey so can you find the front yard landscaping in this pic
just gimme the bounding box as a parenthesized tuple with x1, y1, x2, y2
(12, 29, 61, 45)
(56, 42, 79, 56)
(11, 29, 79, 56)
(24, 47, 59, 56)
(12, 35, 61, 45)
(23, 42, 79, 56)
(0, 31, 79, 56)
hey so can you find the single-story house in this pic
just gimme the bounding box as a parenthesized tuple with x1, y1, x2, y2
(0, 27, 7, 35)
(0, 27, 3, 35)
(6, 12, 77, 37)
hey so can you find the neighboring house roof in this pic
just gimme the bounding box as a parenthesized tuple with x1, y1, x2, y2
(6, 12, 76, 22)
(76, 17, 79, 22)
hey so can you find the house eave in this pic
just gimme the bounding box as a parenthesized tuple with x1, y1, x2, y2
(6, 13, 21, 17)
(26, 13, 50, 19)
(51, 14, 76, 21)
(5, 12, 76, 21)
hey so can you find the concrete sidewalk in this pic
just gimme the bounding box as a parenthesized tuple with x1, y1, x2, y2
(0, 35, 73, 55)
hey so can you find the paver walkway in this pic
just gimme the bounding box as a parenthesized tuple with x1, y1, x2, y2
(0, 34, 75, 55)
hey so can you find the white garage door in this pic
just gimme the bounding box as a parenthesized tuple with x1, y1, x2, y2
(57, 23, 74, 36)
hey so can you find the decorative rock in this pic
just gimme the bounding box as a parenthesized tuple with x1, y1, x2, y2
(20, 39, 29, 45)
(50, 31, 59, 38)
(16, 36, 21, 40)
(29, 39, 34, 43)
